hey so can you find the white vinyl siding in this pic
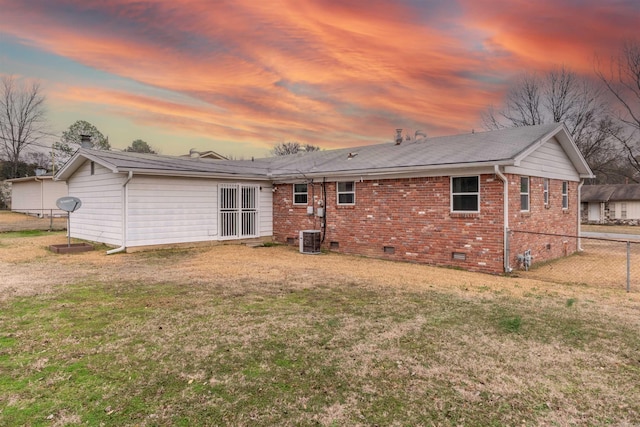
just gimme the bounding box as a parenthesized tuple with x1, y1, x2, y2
(69, 166, 273, 247)
(66, 160, 123, 245)
(9, 179, 67, 215)
(612, 201, 640, 219)
(259, 186, 273, 236)
(128, 178, 271, 246)
(127, 176, 218, 246)
(507, 136, 580, 181)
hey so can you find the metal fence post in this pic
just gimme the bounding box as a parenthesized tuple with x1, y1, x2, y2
(627, 241, 631, 293)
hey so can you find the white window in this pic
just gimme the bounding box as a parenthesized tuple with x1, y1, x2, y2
(520, 177, 530, 212)
(621, 202, 627, 219)
(543, 178, 549, 206)
(451, 176, 479, 212)
(562, 181, 569, 209)
(293, 183, 308, 205)
(337, 181, 355, 205)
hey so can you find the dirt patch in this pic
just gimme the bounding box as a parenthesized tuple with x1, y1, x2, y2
(0, 211, 67, 232)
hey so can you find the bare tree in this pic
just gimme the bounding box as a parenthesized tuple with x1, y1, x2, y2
(302, 144, 320, 152)
(0, 76, 47, 178)
(26, 151, 52, 171)
(272, 142, 320, 156)
(597, 40, 640, 181)
(483, 66, 620, 182)
(485, 73, 543, 128)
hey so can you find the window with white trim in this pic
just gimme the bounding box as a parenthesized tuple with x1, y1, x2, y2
(337, 181, 355, 205)
(293, 183, 308, 205)
(543, 178, 549, 206)
(520, 176, 530, 211)
(562, 181, 569, 209)
(451, 176, 479, 212)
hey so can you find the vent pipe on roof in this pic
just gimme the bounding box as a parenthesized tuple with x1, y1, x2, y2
(80, 134, 92, 149)
(395, 128, 403, 145)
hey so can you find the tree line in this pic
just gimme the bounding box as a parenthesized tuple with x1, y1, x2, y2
(1, 40, 639, 183)
(483, 41, 640, 183)
(0, 77, 157, 180)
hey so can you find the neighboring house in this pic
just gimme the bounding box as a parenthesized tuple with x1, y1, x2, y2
(55, 123, 593, 273)
(581, 184, 640, 225)
(183, 149, 227, 160)
(5, 174, 68, 216)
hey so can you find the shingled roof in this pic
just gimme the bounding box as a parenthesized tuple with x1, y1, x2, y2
(582, 184, 640, 202)
(56, 123, 593, 181)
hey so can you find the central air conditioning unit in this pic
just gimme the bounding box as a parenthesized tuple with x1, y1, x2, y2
(299, 230, 321, 254)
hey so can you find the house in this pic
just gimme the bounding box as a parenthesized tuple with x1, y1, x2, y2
(581, 184, 640, 225)
(182, 149, 227, 160)
(5, 174, 68, 217)
(55, 123, 593, 273)
(54, 152, 273, 252)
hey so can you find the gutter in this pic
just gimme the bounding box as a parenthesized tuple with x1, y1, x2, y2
(272, 160, 515, 181)
(494, 165, 512, 273)
(107, 171, 133, 255)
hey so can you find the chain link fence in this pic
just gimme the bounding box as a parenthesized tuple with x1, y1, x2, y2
(510, 229, 640, 292)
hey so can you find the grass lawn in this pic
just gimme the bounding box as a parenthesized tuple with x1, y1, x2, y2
(1, 232, 640, 426)
(582, 223, 640, 235)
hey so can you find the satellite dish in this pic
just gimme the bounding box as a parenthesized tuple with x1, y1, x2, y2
(56, 196, 82, 213)
(56, 197, 82, 248)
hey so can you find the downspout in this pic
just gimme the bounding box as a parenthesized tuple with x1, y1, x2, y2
(577, 179, 584, 251)
(34, 176, 44, 217)
(107, 171, 133, 255)
(494, 165, 512, 273)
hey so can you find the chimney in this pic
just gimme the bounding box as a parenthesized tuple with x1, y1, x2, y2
(80, 134, 92, 149)
(395, 128, 403, 145)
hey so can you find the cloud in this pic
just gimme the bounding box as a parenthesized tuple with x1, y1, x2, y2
(0, 0, 637, 155)
(460, 0, 640, 73)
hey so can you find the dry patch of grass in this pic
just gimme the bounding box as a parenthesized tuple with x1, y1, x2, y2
(521, 239, 640, 293)
(582, 223, 640, 235)
(0, 210, 67, 232)
(1, 233, 640, 425)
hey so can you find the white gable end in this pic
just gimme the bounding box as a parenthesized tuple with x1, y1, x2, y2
(505, 136, 580, 181)
(67, 160, 124, 245)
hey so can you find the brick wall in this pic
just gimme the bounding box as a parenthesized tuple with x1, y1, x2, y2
(507, 176, 579, 270)
(273, 175, 506, 273)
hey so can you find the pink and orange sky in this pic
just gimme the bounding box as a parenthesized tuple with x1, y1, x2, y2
(1, 0, 638, 158)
